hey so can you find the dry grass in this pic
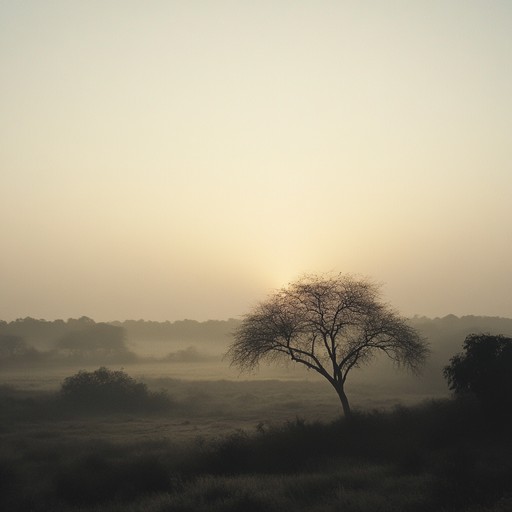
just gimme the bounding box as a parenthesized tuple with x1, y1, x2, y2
(1, 368, 510, 512)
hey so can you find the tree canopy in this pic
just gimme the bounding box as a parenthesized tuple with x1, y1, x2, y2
(227, 273, 428, 416)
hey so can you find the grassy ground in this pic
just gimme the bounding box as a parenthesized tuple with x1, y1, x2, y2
(1, 378, 512, 512)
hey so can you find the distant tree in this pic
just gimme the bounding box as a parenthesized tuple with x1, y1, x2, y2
(444, 334, 512, 414)
(60, 367, 170, 413)
(66, 316, 95, 329)
(54, 323, 137, 362)
(0, 318, 81, 349)
(0, 335, 40, 364)
(227, 273, 428, 417)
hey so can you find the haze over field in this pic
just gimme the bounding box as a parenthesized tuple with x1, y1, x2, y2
(1, 1, 511, 322)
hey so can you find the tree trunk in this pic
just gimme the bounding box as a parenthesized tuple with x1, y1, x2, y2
(336, 384, 352, 418)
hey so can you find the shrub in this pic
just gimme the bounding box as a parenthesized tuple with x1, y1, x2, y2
(444, 334, 512, 417)
(60, 367, 171, 413)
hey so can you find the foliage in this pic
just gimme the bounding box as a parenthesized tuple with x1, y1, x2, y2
(444, 334, 512, 414)
(228, 273, 428, 416)
(60, 367, 171, 413)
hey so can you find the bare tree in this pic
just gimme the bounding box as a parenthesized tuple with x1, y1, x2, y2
(227, 274, 428, 417)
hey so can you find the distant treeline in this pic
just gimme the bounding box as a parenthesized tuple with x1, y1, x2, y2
(112, 318, 240, 344)
(0, 321, 137, 366)
(0, 316, 240, 350)
(1, 315, 512, 372)
(0, 317, 239, 367)
(408, 314, 512, 364)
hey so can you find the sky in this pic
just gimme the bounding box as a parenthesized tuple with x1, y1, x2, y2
(1, 0, 511, 322)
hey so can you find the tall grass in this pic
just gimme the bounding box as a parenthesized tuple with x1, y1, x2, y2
(2, 391, 512, 511)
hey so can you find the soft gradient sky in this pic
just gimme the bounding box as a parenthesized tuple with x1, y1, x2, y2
(1, 1, 511, 321)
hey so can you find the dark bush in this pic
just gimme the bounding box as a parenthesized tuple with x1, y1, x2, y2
(60, 367, 171, 413)
(444, 334, 512, 417)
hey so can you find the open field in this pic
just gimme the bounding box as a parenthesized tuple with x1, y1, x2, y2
(1, 385, 512, 512)
(0, 359, 446, 441)
(0, 387, 443, 446)
(3, 363, 512, 511)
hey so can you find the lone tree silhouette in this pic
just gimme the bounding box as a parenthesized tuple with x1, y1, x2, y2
(227, 273, 428, 417)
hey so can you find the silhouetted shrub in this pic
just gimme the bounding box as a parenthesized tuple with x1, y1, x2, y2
(444, 334, 512, 417)
(60, 367, 171, 413)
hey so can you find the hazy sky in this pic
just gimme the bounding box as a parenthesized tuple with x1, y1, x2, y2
(1, 1, 511, 321)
